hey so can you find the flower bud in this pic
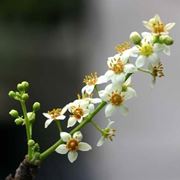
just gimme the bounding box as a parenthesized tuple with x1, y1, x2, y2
(27, 112, 36, 123)
(33, 102, 40, 111)
(21, 81, 29, 91)
(8, 91, 16, 98)
(17, 83, 24, 92)
(14, 117, 24, 125)
(130, 32, 141, 44)
(9, 109, 19, 118)
(22, 93, 29, 101)
(159, 35, 174, 45)
(28, 139, 35, 146)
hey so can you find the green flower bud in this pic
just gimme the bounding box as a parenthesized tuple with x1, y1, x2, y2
(22, 93, 29, 101)
(27, 112, 36, 123)
(130, 31, 141, 44)
(159, 35, 174, 45)
(21, 81, 29, 91)
(28, 139, 35, 146)
(17, 83, 24, 92)
(33, 102, 41, 111)
(8, 91, 16, 98)
(14, 117, 24, 125)
(9, 109, 19, 118)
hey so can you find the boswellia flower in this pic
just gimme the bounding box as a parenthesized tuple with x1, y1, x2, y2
(97, 120, 116, 147)
(43, 107, 67, 128)
(55, 131, 92, 163)
(67, 99, 90, 128)
(105, 54, 136, 84)
(82, 72, 107, 95)
(99, 83, 136, 117)
(143, 14, 175, 35)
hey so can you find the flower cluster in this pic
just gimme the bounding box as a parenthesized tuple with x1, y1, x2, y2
(42, 15, 175, 163)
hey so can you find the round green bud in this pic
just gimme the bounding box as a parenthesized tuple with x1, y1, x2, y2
(28, 139, 35, 146)
(21, 81, 29, 91)
(14, 117, 24, 125)
(27, 112, 36, 123)
(9, 109, 19, 118)
(130, 31, 141, 44)
(8, 91, 16, 98)
(33, 102, 41, 111)
(22, 93, 29, 101)
(164, 36, 173, 45)
(17, 83, 24, 92)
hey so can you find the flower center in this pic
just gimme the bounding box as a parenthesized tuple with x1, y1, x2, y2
(152, 22, 165, 34)
(109, 92, 124, 106)
(140, 43, 153, 57)
(109, 59, 124, 74)
(115, 41, 131, 53)
(67, 139, 79, 151)
(83, 72, 98, 86)
(73, 107, 84, 119)
(48, 108, 61, 119)
(152, 63, 164, 78)
(104, 128, 116, 141)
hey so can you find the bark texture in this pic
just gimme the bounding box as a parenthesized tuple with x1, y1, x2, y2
(5, 157, 39, 180)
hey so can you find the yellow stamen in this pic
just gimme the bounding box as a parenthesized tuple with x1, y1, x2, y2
(83, 72, 98, 86)
(140, 43, 153, 57)
(109, 58, 124, 74)
(115, 41, 131, 53)
(48, 108, 62, 119)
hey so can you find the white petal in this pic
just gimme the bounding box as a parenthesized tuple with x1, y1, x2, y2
(73, 131, 83, 141)
(55, 144, 68, 154)
(81, 85, 87, 94)
(148, 53, 160, 66)
(111, 74, 125, 84)
(61, 106, 68, 114)
(78, 142, 92, 151)
(124, 64, 137, 74)
(43, 113, 51, 119)
(124, 87, 137, 100)
(56, 115, 66, 120)
(68, 151, 78, 163)
(86, 85, 95, 94)
(165, 23, 175, 31)
(97, 75, 108, 84)
(107, 120, 115, 128)
(91, 98, 102, 104)
(97, 137, 105, 147)
(88, 104, 95, 112)
(67, 117, 77, 128)
(119, 105, 128, 116)
(163, 46, 170, 56)
(44, 119, 53, 128)
(105, 104, 115, 118)
(135, 55, 146, 68)
(60, 132, 71, 142)
(98, 90, 107, 101)
(104, 70, 114, 80)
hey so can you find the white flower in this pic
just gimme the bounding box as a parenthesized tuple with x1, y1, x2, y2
(82, 72, 107, 95)
(143, 14, 175, 35)
(56, 131, 92, 163)
(97, 120, 115, 147)
(67, 99, 90, 128)
(99, 83, 136, 117)
(43, 107, 67, 128)
(105, 54, 136, 84)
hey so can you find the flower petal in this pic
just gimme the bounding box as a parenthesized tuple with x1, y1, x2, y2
(124, 64, 137, 74)
(68, 151, 78, 163)
(44, 119, 53, 128)
(86, 85, 95, 94)
(78, 142, 92, 151)
(124, 87, 137, 100)
(97, 75, 108, 84)
(97, 137, 105, 147)
(60, 132, 71, 142)
(119, 105, 128, 116)
(105, 104, 115, 118)
(55, 144, 68, 154)
(43, 113, 51, 119)
(67, 117, 77, 128)
(56, 115, 66, 120)
(135, 55, 146, 68)
(73, 131, 83, 141)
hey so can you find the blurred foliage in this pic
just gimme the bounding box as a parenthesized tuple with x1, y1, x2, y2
(0, 0, 84, 24)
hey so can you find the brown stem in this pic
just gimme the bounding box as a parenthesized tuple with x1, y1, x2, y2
(5, 156, 39, 180)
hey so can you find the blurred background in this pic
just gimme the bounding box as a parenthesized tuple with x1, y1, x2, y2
(0, 0, 179, 180)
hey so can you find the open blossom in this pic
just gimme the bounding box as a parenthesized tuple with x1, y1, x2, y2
(105, 54, 136, 84)
(143, 14, 175, 35)
(56, 131, 92, 163)
(99, 83, 136, 118)
(82, 72, 107, 95)
(97, 120, 116, 147)
(43, 107, 67, 128)
(67, 99, 90, 128)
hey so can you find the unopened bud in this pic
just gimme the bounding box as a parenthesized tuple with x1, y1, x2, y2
(9, 109, 19, 118)
(8, 91, 16, 98)
(14, 117, 24, 125)
(22, 93, 29, 101)
(17, 83, 24, 92)
(33, 102, 40, 111)
(130, 32, 141, 44)
(159, 35, 173, 45)
(27, 112, 36, 123)
(21, 81, 29, 91)
(28, 139, 35, 146)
